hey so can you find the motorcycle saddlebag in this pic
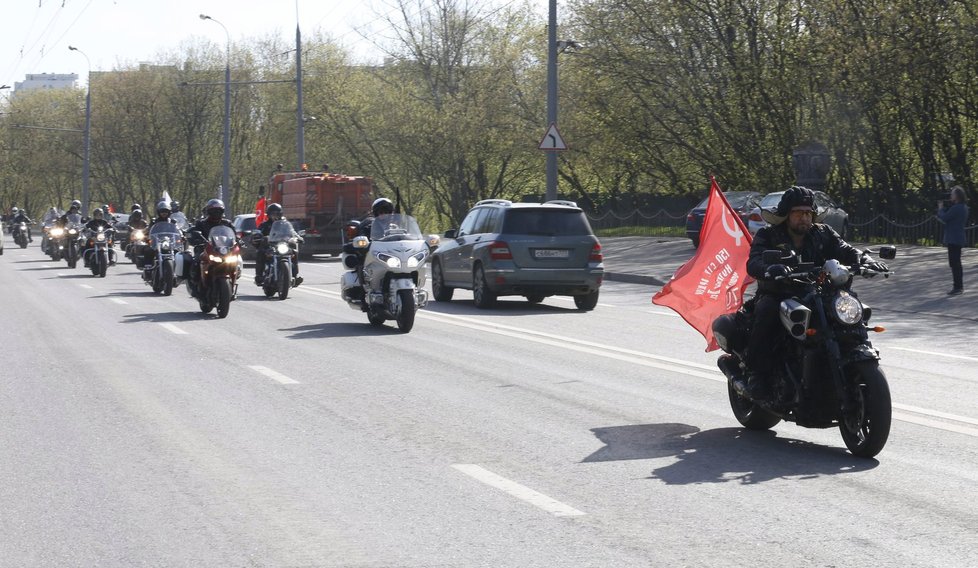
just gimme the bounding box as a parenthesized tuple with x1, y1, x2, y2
(174, 251, 190, 278)
(712, 309, 750, 354)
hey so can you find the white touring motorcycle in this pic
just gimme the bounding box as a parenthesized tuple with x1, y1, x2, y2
(340, 213, 439, 333)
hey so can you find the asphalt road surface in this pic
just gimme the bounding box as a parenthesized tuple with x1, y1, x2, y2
(1, 235, 976, 567)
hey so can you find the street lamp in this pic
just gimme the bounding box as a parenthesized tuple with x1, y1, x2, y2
(200, 14, 232, 211)
(68, 46, 92, 214)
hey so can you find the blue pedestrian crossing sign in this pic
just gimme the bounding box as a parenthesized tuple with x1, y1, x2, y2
(538, 122, 568, 151)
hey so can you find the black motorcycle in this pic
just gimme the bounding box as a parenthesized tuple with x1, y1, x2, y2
(712, 246, 897, 458)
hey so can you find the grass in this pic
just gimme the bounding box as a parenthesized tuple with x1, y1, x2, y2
(594, 226, 686, 238)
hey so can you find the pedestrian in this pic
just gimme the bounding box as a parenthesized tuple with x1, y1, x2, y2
(937, 186, 969, 295)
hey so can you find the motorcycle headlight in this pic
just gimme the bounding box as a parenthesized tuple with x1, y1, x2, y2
(407, 251, 426, 268)
(208, 254, 224, 263)
(51, 228, 64, 237)
(832, 291, 863, 325)
(96, 233, 106, 242)
(68, 229, 78, 235)
(275, 242, 290, 255)
(376, 252, 401, 268)
(161, 241, 171, 252)
(133, 230, 145, 240)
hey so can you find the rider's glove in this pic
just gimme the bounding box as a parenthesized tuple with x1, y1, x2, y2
(764, 264, 789, 279)
(865, 260, 888, 273)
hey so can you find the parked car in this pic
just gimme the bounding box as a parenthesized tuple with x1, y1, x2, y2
(685, 191, 761, 247)
(111, 213, 131, 247)
(232, 214, 258, 261)
(746, 190, 849, 238)
(430, 199, 604, 310)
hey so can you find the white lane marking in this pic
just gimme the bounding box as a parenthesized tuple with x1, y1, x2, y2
(296, 285, 978, 436)
(78, 284, 93, 289)
(159, 323, 188, 335)
(453, 464, 585, 517)
(248, 365, 300, 385)
(110, 298, 128, 305)
(890, 346, 978, 362)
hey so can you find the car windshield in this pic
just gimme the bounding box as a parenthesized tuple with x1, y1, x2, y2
(268, 219, 297, 241)
(694, 192, 755, 210)
(209, 225, 236, 248)
(370, 213, 424, 241)
(759, 192, 785, 209)
(501, 209, 592, 236)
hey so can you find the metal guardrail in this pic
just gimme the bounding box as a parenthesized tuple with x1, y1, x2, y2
(586, 208, 978, 246)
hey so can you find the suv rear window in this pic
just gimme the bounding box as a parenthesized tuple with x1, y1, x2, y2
(238, 217, 256, 231)
(501, 209, 592, 236)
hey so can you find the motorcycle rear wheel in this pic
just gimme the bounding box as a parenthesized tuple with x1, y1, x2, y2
(277, 260, 290, 300)
(728, 380, 781, 430)
(216, 278, 232, 318)
(839, 362, 892, 458)
(395, 289, 416, 333)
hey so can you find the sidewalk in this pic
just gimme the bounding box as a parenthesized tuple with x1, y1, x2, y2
(600, 236, 978, 322)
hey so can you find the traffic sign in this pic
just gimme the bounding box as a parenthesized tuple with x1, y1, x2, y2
(538, 123, 568, 151)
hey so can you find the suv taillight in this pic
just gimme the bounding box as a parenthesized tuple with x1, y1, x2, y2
(589, 243, 603, 262)
(489, 241, 512, 260)
(748, 212, 762, 223)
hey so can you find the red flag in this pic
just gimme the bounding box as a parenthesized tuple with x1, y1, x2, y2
(652, 177, 754, 351)
(254, 196, 267, 226)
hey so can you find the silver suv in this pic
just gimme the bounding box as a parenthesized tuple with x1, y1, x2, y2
(430, 200, 604, 310)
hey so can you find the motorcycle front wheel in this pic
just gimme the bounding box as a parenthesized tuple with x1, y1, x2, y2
(839, 361, 892, 458)
(727, 380, 781, 430)
(216, 278, 232, 318)
(395, 289, 416, 333)
(162, 260, 174, 296)
(277, 260, 290, 300)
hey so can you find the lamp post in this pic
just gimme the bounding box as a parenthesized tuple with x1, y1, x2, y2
(200, 14, 232, 211)
(68, 46, 92, 214)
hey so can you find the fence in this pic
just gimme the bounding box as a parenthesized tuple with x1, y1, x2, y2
(586, 208, 978, 246)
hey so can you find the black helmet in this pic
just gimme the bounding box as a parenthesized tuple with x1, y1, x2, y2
(130, 210, 143, 223)
(170, 200, 181, 212)
(372, 197, 394, 217)
(266, 202, 283, 218)
(92, 208, 104, 219)
(131, 203, 141, 212)
(156, 200, 171, 215)
(69, 200, 81, 211)
(776, 186, 818, 217)
(205, 198, 225, 220)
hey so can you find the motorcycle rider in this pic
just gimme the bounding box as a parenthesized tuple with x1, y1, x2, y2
(56, 200, 83, 228)
(357, 197, 394, 237)
(187, 199, 236, 287)
(744, 186, 888, 399)
(252, 202, 303, 287)
(81, 208, 117, 266)
(40, 206, 61, 252)
(9, 207, 35, 242)
(142, 200, 178, 267)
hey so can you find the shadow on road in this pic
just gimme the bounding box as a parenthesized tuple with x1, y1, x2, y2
(424, 299, 580, 316)
(278, 321, 406, 339)
(583, 423, 876, 484)
(121, 311, 207, 323)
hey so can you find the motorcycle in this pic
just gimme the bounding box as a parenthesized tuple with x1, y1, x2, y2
(187, 225, 241, 318)
(42, 222, 60, 260)
(82, 226, 116, 277)
(142, 223, 183, 296)
(711, 246, 898, 458)
(126, 226, 149, 268)
(12, 221, 31, 248)
(255, 219, 302, 300)
(61, 213, 84, 269)
(340, 213, 439, 333)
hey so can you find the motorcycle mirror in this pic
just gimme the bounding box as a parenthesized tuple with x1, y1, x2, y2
(878, 245, 896, 260)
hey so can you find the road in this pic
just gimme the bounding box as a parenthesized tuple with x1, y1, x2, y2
(1, 236, 977, 567)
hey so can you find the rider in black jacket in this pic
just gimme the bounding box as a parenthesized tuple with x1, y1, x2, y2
(188, 199, 235, 284)
(10, 207, 35, 242)
(252, 202, 303, 287)
(81, 208, 117, 266)
(744, 186, 888, 399)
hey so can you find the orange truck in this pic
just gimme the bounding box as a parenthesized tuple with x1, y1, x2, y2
(266, 169, 375, 256)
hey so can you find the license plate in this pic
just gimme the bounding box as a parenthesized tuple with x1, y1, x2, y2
(534, 248, 569, 259)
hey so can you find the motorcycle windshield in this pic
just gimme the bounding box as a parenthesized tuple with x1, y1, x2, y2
(208, 225, 237, 249)
(149, 223, 182, 246)
(267, 220, 296, 242)
(66, 213, 83, 228)
(171, 212, 190, 232)
(370, 214, 424, 242)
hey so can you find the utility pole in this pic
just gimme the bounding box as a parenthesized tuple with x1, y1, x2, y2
(546, 0, 558, 201)
(68, 46, 92, 214)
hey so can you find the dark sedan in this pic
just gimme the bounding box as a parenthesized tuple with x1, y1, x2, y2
(685, 191, 761, 247)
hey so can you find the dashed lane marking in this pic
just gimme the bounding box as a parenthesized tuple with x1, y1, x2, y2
(248, 365, 300, 385)
(452, 464, 585, 517)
